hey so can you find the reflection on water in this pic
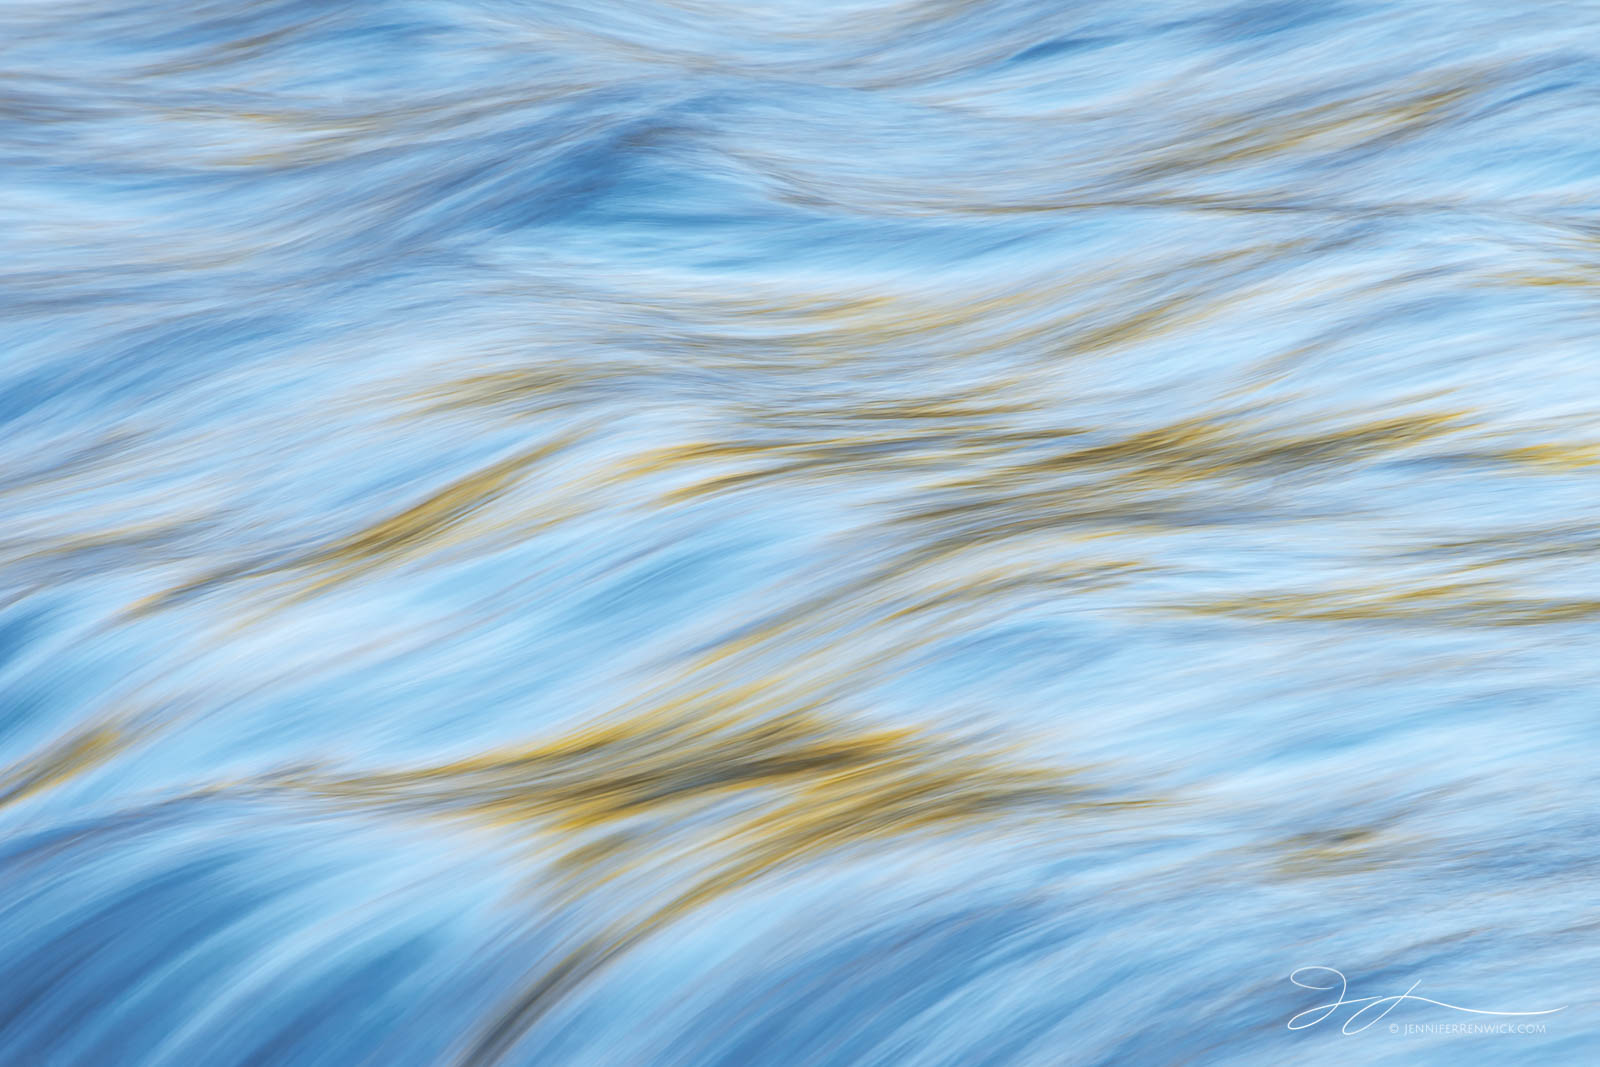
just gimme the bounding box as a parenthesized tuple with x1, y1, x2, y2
(2, 1, 1598, 1064)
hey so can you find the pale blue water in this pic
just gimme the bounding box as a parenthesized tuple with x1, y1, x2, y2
(2, 2, 1598, 1064)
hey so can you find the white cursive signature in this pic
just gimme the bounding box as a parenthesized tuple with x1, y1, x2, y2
(1287, 966, 1566, 1034)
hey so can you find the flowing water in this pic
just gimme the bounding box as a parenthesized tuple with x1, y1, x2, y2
(2, 2, 1599, 1064)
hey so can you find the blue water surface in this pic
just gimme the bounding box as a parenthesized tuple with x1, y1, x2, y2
(2, 1, 1599, 1064)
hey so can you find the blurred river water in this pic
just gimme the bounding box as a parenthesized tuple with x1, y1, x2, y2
(2, 1, 1599, 1064)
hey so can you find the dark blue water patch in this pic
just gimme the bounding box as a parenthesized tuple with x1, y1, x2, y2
(37, 883, 292, 1067)
(1004, 34, 1120, 67)
(1475, 54, 1600, 112)
(232, 932, 441, 1067)
(0, 851, 252, 1049)
(0, 602, 49, 675)
(0, 312, 295, 435)
(0, 678, 52, 749)
(0, 612, 140, 755)
(666, 899, 1078, 1067)
(0, 797, 473, 1066)
(1200, 0, 1367, 44)
(1004, 35, 1121, 68)
(272, 96, 716, 252)
(554, 183, 1063, 273)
